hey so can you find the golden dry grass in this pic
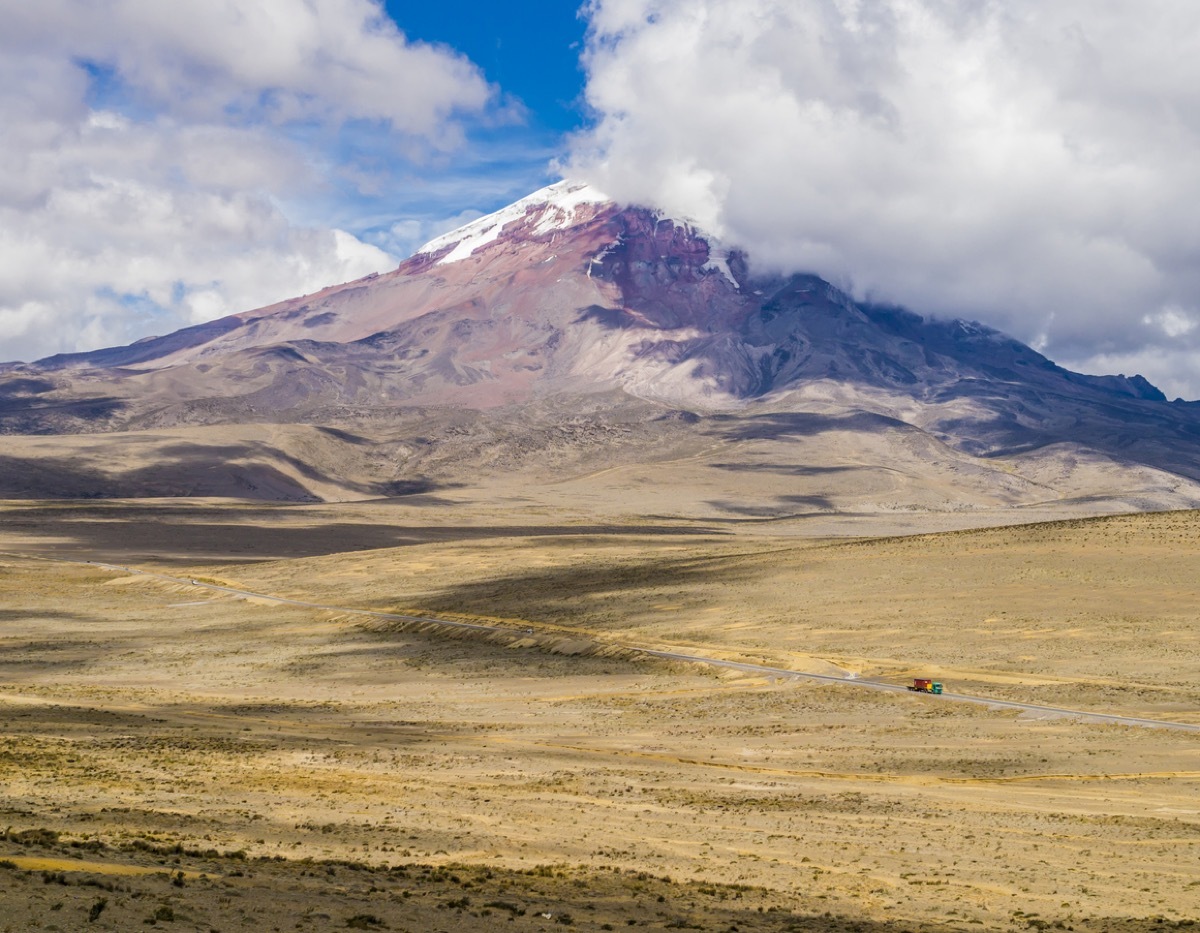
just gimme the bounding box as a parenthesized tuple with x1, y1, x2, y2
(0, 502, 1198, 931)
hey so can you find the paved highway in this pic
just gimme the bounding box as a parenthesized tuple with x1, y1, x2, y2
(26, 555, 1200, 734)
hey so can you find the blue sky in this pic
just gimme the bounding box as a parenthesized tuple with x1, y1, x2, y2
(333, 2, 593, 255)
(384, 2, 589, 136)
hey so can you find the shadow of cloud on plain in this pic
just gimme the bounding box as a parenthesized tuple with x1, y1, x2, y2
(706, 493, 836, 518)
(708, 410, 912, 442)
(0, 451, 313, 501)
(710, 461, 861, 476)
(413, 548, 766, 626)
(1, 520, 456, 563)
(0, 437, 460, 503)
(0, 502, 717, 562)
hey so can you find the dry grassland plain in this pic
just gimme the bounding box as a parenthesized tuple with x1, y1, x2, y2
(0, 497, 1198, 931)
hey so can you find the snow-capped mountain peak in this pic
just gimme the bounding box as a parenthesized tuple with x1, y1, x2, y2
(417, 180, 611, 266)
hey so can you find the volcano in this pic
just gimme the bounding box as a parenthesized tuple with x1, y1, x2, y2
(2, 181, 1198, 517)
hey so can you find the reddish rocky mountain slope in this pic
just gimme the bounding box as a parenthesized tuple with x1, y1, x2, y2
(1, 181, 1198, 510)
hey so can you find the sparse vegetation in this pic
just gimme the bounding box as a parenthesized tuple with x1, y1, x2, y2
(0, 503, 1198, 930)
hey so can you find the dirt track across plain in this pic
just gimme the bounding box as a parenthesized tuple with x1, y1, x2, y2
(20, 550, 1200, 735)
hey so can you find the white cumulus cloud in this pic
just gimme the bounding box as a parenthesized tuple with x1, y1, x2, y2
(571, 0, 1200, 399)
(0, 0, 497, 363)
